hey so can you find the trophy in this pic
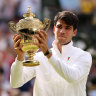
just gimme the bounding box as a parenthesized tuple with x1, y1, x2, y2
(8, 7, 50, 67)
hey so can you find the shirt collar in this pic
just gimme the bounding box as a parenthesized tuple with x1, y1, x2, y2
(52, 41, 73, 57)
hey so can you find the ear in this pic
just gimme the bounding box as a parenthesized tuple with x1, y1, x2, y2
(73, 29, 77, 37)
(54, 26, 55, 31)
(53, 26, 55, 34)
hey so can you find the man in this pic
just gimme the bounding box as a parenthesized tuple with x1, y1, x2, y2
(10, 11, 92, 96)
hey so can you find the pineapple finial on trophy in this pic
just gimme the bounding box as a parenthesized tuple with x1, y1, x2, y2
(23, 6, 35, 18)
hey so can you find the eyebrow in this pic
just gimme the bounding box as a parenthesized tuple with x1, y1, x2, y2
(56, 24, 72, 28)
(65, 25, 72, 28)
(56, 23, 62, 27)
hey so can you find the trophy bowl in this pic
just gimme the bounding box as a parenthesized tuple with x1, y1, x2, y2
(8, 7, 50, 67)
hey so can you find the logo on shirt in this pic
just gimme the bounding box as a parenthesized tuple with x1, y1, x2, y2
(67, 57, 70, 61)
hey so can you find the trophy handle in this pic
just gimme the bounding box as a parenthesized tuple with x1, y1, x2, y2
(43, 18, 51, 31)
(8, 21, 17, 34)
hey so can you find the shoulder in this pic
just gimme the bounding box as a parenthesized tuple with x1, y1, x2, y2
(73, 46, 91, 57)
(72, 46, 92, 64)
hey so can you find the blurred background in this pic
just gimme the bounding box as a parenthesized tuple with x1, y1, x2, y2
(0, 0, 96, 96)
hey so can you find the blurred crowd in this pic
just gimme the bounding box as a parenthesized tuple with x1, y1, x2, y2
(0, 0, 96, 96)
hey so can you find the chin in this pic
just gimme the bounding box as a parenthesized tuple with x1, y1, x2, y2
(58, 40, 71, 45)
(58, 40, 66, 45)
(60, 42, 67, 45)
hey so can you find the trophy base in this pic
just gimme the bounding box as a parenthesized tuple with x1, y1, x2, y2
(23, 60, 39, 67)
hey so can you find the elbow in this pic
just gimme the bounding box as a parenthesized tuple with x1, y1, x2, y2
(64, 77, 77, 83)
(10, 81, 18, 88)
(67, 77, 78, 83)
(65, 71, 88, 83)
(65, 74, 86, 83)
(10, 80, 19, 88)
(10, 78, 23, 88)
(10, 84, 19, 88)
(62, 74, 80, 83)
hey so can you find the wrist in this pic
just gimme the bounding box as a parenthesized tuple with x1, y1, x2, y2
(44, 49, 52, 59)
(17, 55, 24, 61)
(46, 52, 52, 58)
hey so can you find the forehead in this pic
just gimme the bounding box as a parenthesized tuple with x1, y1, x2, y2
(56, 19, 71, 26)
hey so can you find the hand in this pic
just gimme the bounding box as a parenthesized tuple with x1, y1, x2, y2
(13, 34, 24, 61)
(35, 30, 52, 58)
(35, 30, 49, 54)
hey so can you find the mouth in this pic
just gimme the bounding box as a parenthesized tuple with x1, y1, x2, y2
(58, 35, 66, 38)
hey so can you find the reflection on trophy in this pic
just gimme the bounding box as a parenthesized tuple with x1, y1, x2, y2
(8, 7, 50, 67)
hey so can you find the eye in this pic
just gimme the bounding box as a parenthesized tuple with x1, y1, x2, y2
(65, 26, 71, 30)
(56, 25, 62, 29)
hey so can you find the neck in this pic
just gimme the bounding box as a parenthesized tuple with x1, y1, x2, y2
(57, 43, 62, 53)
(56, 41, 71, 53)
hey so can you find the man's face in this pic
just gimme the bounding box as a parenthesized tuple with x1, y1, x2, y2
(54, 19, 77, 45)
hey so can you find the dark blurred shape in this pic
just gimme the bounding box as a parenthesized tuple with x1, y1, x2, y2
(91, 77, 96, 86)
(0, 67, 4, 74)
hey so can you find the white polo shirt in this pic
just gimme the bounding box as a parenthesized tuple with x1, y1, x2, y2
(10, 41, 92, 96)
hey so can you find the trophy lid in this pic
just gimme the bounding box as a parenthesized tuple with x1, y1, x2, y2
(16, 7, 44, 32)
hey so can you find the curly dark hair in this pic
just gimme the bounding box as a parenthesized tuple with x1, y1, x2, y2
(54, 11, 79, 30)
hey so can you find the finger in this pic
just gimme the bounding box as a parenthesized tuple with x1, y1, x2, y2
(14, 35, 21, 43)
(35, 35, 44, 44)
(35, 42, 40, 48)
(39, 44, 48, 53)
(37, 30, 45, 40)
(13, 34, 18, 39)
(37, 30, 47, 41)
(14, 39, 21, 48)
(40, 30, 48, 38)
(15, 45, 23, 51)
(39, 43, 45, 48)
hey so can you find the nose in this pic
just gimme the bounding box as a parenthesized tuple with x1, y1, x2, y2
(60, 28, 65, 33)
